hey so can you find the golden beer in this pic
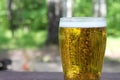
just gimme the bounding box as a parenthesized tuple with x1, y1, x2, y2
(59, 17, 106, 80)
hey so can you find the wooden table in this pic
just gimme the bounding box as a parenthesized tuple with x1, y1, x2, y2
(0, 72, 120, 80)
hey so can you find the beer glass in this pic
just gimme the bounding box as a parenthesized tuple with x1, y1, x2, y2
(59, 17, 106, 80)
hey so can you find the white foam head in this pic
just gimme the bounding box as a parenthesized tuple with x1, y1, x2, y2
(59, 17, 106, 28)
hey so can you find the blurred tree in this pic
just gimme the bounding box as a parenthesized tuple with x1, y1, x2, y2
(8, 0, 15, 37)
(61, 0, 67, 17)
(46, 0, 73, 45)
(62, 0, 72, 17)
(93, 0, 100, 17)
(93, 0, 106, 17)
(66, 0, 72, 17)
(100, 0, 107, 17)
(46, 0, 62, 45)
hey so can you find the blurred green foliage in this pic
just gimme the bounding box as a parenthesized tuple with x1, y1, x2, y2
(0, 0, 47, 49)
(13, 0, 47, 30)
(0, 0, 120, 49)
(0, 28, 47, 49)
(106, 0, 120, 37)
(73, 0, 93, 16)
(0, 0, 9, 30)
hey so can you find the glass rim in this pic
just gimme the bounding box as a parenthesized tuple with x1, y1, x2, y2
(60, 17, 106, 22)
(59, 17, 106, 28)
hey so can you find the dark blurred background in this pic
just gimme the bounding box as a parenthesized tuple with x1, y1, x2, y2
(0, 0, 120, 72)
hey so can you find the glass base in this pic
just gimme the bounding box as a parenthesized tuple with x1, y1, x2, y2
(64, 72, 101, 80)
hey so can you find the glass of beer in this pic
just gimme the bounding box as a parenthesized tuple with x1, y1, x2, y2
(59, 17, 106, 80)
